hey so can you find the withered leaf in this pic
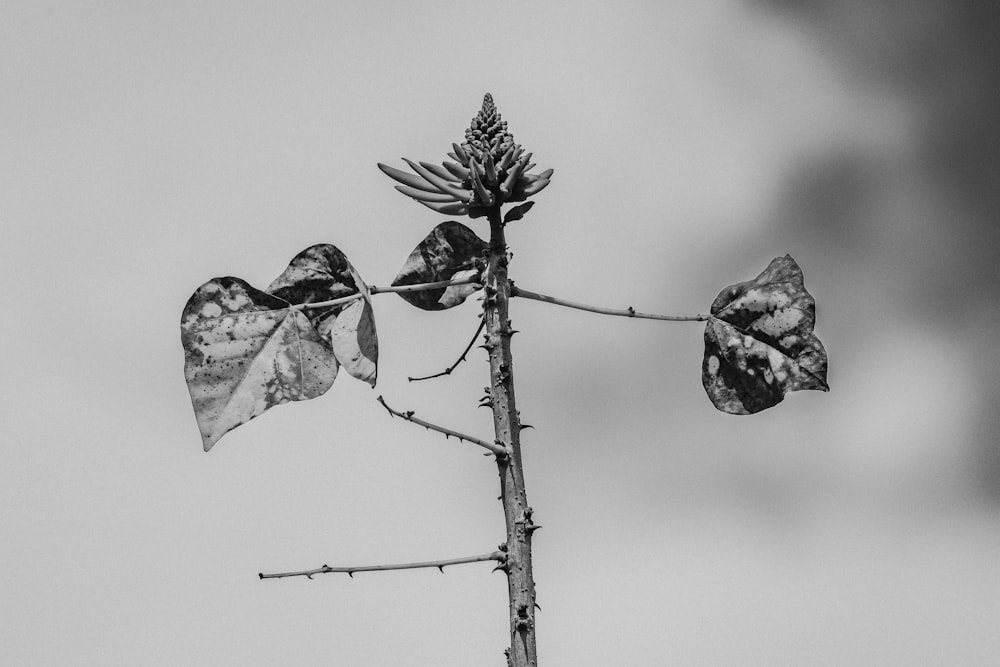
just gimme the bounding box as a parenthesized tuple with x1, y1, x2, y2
(181, 277, 338, 451)
(268, 244, 377, 386)
(702, 254, 829, 414)
(391, 221, 487, 310)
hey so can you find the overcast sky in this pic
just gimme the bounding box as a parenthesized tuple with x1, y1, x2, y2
(4, 2, 999, 665)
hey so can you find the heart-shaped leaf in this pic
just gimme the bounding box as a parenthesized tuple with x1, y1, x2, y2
(267, 244, 377, 385)
(181, 277, 339, 451)
(702, 254, 829, 414)
(391, 221, 487, 310)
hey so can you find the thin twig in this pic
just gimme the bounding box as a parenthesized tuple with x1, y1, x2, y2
(293, 275, 481, 311)
(259, 550, 506, 580)
(510, 284, 708, 321)
(376, 395, 507, 457)
(408, 318, 486, 382)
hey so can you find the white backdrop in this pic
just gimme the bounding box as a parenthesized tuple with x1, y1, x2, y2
(4, 2, 999, 665)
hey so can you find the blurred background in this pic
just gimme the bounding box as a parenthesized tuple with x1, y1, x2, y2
(3, 1, 998, 664)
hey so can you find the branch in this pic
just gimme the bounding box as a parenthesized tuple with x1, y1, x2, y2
(293, 275, 481, 311)
(510, 284, 707, 322)
(376, 395, 507, 457)
(408, 318, 486, 382)
(259, 550, 506, 580)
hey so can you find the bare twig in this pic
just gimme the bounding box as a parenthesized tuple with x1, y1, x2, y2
(376, 395, 507, 457)
(408, 318, 486, 382)
(510, 284, 707, 321)
(293, 275, 481, 311)
(259, 550, 506, 580)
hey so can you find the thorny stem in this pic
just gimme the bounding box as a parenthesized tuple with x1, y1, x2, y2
(377, 395, 507, 457)
(409, 318, 486, 382)
(293, 275, 481, 311)
(510, 285, 708, 322)
(259, 550, 506, 580)
(485, 209, 538, 667)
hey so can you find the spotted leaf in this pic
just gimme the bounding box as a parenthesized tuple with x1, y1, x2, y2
(267, 244, 377, 385)
(181, 277, 338, 451)
(392, 221, 487, 310)
(702, 255, 829, 414)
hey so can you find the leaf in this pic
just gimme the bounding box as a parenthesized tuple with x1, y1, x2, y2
(702, 254, 829, 414)
(392, 221, 488, 310)
(503, 201, 535, 224)
(181, 277, 339, 451)
(266, 244, 362, 327)
(267, 244, 378, 386)
(325, 294, 378, 386)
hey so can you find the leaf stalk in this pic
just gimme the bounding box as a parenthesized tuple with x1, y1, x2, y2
(293, 275, 481, 311)
(510, 285, 707, 322)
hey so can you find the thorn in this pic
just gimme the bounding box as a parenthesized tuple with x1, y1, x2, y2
(348, 571, 354, 578)
(535, 602, 542, 612)
(527, 524, 542, 534)
(438, 565, 445, 573)
(520, 424, 534, 430)
(491, 563, 508, 574)
(306, 574, 313, 580)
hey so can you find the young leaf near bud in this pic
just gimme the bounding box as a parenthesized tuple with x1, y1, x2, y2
(503, 201, 535, 224)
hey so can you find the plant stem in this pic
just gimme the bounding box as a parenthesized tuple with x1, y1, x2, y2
(510, 285, 707, 322)
(258, 550, 505, 580)
(485, 210, 538, 667)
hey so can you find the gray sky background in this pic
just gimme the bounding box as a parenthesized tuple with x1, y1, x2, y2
(4, 2, 999, 665)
